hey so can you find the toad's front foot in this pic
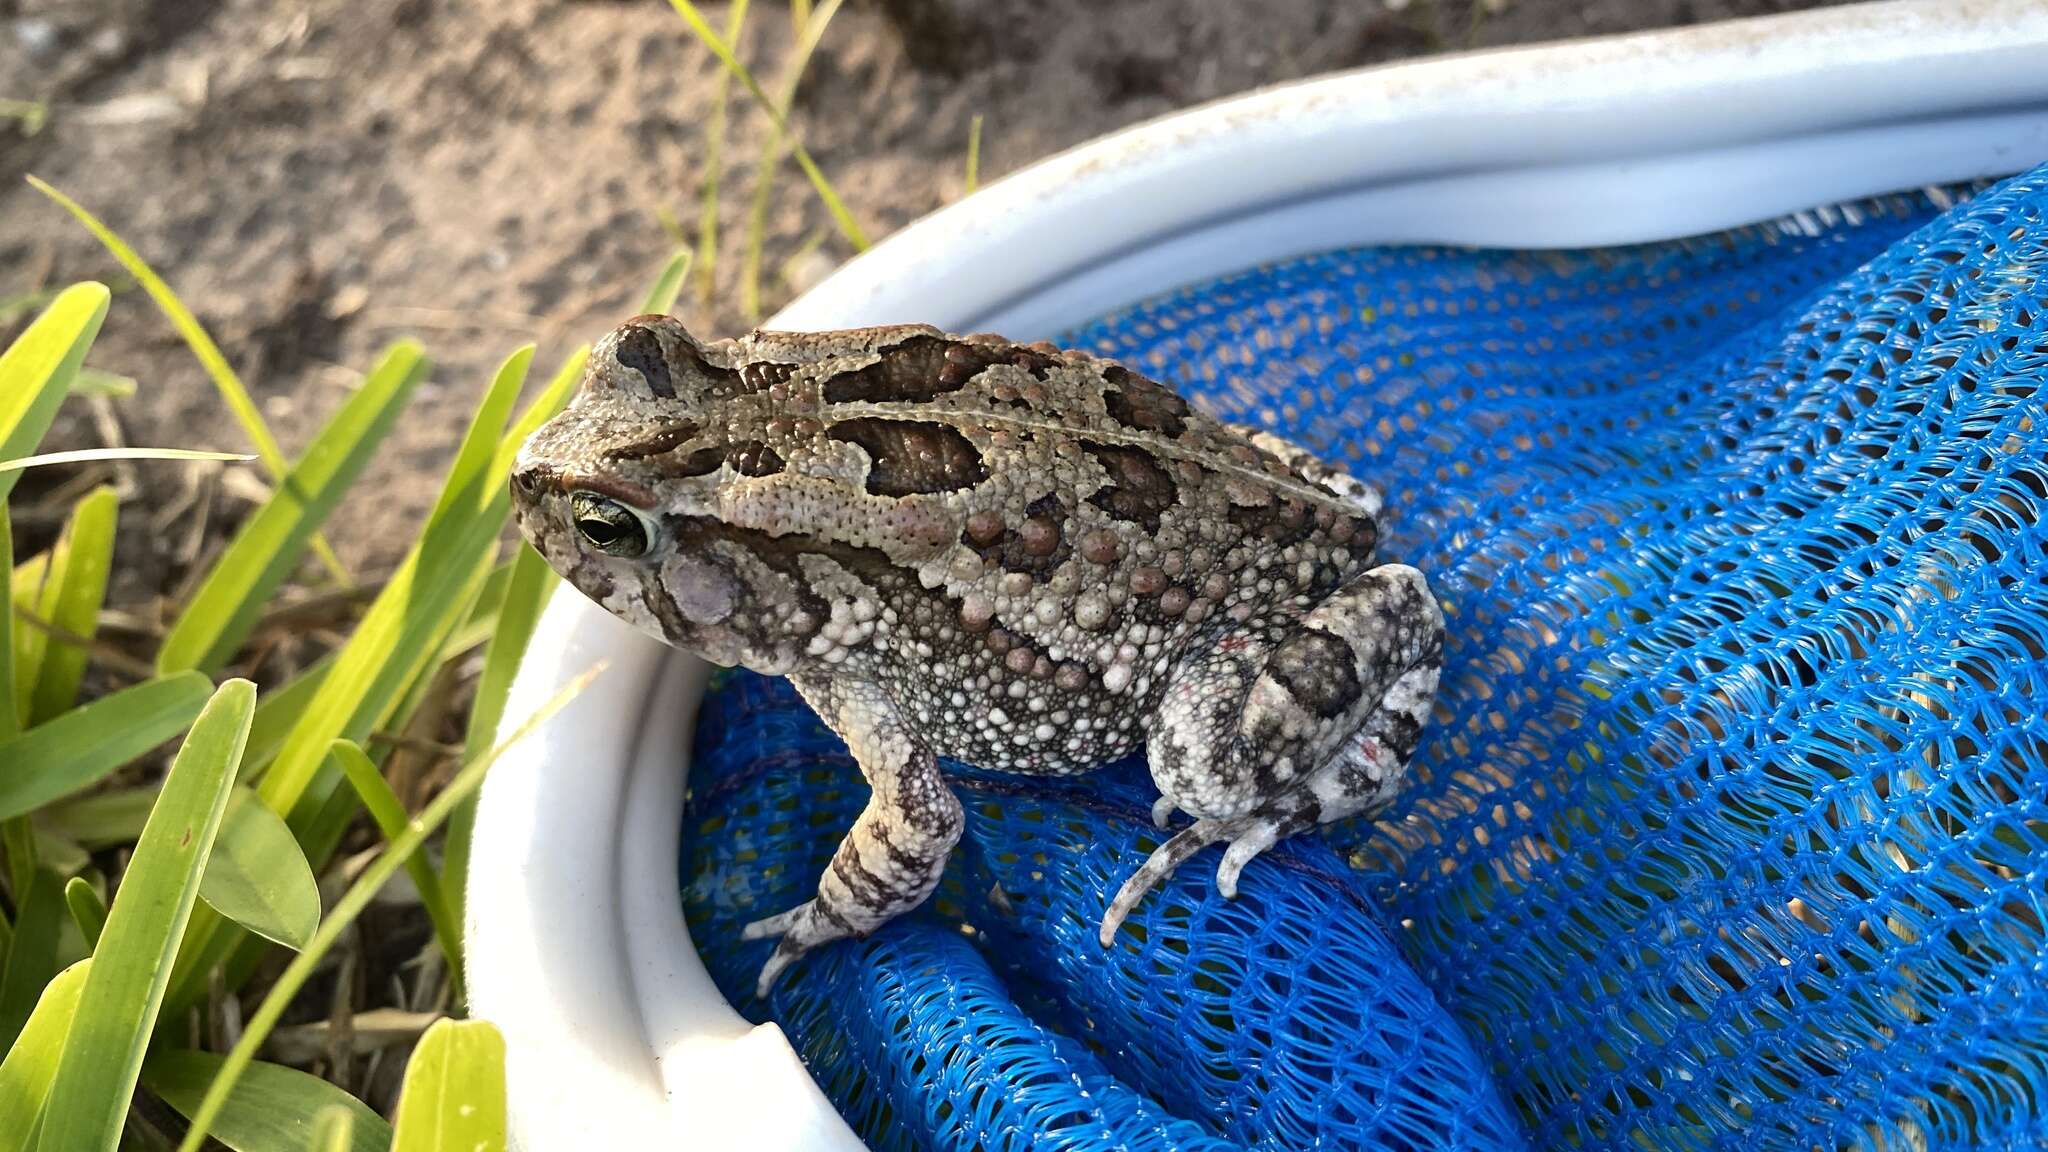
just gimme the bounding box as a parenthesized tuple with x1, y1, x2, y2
(740, 677, 964, 998)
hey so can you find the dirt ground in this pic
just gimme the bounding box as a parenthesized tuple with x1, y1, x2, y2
(1, 0, 1853, 600)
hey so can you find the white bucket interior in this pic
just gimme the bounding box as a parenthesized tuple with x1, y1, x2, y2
(464, 2, 2048, 1147)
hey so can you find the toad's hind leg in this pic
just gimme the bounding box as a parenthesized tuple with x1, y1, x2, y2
(1103, 563, 1443, 944)
(742, 675, 963, 996)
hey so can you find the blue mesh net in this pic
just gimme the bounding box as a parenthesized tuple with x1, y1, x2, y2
(683, 165, 2048, 1150)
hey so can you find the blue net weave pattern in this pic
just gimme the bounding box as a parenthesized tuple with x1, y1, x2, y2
(682, 165, 2048, 1151)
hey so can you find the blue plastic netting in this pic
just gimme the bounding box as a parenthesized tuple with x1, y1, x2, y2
(683, 165, 2048, 1151)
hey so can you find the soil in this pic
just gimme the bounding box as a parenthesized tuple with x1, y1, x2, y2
(1, 0, 1854, 603)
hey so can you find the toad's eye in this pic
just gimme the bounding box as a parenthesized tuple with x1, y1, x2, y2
(570, 491, 656, 558)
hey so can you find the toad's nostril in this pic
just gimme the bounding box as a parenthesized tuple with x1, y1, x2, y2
(511, 466, 544, 497)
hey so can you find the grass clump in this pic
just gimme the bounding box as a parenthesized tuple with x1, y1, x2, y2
(0, 183, 613, 1148)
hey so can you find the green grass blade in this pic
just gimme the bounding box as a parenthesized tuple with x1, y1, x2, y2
(243, 551, 491, 907)
(258, 343, 532, 811)
(0, 958, 88, 1152)
(34, 788, 157, 851)
(29, 485, 116, 725)
(0, 283, 108, 745)
(172, 668, 603, 1152)
(484, 347, 584, 488)
(0, 448, 250, 474)
(1, 820, 34, 900)
(37, 679, 253, 1152)
(327, 742, 457, 978)
(2, 819, 34, 893)
(185, 350, 581, 1002)
(965, 113, 983, 194)
(61, 878, 105, 952)
(158, 342, 429, 675)
(390, 1019, 506, 1152)
(0, 868, 63, 1051)
(29, 832, 85, 882)
(0, 673, 214, 823)
(462, 549, 556, 770)
(442, 543, 556, 933)
(665, 0, 869, 252)
(164, 346, 576, 1010)
(638, 247, 693, 317)
(67, 369, 135, 399)
(455, 556, 514, 638)
(0, 282, 108, 506)
(199, 790, 319, 952)
(24, 179, 350, 587)
(242, 655, 334, 774)
(144, 1050, 390, 1152)
(2, 506, 15, 747)
(740, 0, 846, 320)
(10, 549, 51, 730)
(308, 1106, 357, 1152)
(0, 100, 46, 136)
(1, 505, 15, 899)
(428, 347, 529, 528)
(430, 579, 506, 669)
(693, 0, 751, 302)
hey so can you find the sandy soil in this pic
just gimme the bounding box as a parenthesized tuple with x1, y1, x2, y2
(0, 0, 1852, 599)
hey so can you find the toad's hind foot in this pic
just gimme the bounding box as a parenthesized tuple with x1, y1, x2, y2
(742, 901, 833, 998)
(1097, 811, 1310, 946)
(1104, 563, 1444, 946)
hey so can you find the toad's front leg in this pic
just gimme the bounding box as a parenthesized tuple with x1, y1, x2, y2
(742, 675, 964, 997)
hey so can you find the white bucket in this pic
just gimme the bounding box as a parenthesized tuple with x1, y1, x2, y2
(464, 3, 2048, 1146)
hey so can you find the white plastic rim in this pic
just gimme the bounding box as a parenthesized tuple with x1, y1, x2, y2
(466, 2, 2048, 1147)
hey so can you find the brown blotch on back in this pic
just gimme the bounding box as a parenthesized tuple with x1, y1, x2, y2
(670, 444, 728, 478)
(613, 325, 675, 399)
(942, 341, 1012, 387)
(674, 340, 746, 402)
(1083, 442, 1179, 530)
(1102, 364, 1191, 437)
(823, 335, 992, 404)
(827, 417, 989, 496)
(612, 421, 701, 461)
